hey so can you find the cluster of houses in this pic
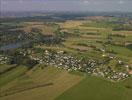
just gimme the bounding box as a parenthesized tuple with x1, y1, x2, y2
(0, 55, 10, 64)
(107, 71, 129, 81)
(31, 50, 83, 71)
(102, 67, 129, 81)
(30, 49, 130, 81)
(0, 47, 130, 81)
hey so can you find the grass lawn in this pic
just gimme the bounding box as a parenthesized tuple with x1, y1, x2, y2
(56, 75, 132, 100)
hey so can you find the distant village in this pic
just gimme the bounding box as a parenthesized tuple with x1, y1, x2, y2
(0, 46, 132, 82)
(2, 46, 131, 81)
(32, 50, 132, 81)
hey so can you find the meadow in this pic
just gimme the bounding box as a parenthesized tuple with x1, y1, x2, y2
(56, 74, 132, 100)
(0, 65, 83, 100)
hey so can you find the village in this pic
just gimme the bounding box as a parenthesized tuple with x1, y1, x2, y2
(28, 49, 131, 81)
(0, 48, 131, 81)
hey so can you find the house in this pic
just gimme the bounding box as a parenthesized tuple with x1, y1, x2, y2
(129, 70, 132, 75)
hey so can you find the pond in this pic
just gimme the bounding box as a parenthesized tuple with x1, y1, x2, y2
(0, 41, 30, 51)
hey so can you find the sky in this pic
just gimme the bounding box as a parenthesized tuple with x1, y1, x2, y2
(1, 0, 132, 12)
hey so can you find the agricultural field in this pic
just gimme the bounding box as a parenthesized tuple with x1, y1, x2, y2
(0, 65, 83, 100)
(0, 13, 132, 100)
(56, 74, 132, 100)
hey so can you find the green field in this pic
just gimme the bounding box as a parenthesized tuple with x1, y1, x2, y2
(56, 75, 132, 100)
(1, 65, 132, 100)
(0, 65, 83, 100)
(0, 65, 28, 86)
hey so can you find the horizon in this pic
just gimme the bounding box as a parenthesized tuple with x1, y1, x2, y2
(1, 0, 132, 13)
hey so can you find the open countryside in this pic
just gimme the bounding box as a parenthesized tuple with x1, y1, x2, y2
(0, 0, 132, 100)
